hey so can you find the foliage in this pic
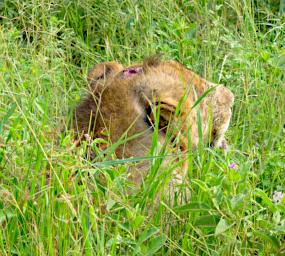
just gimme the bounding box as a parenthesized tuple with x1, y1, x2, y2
(0, 0, 285, 255)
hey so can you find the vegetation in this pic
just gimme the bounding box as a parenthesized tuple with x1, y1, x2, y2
(0, 0, 284, 255)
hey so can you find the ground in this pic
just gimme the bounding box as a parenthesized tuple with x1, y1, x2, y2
(0, 1, 285, 255)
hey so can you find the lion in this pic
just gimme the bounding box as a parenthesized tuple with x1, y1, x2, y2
(71, 57, 234, 191)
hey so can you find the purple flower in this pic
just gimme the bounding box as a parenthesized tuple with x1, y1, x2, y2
(272, 191, 283, 203)
(228, 162, 238, 170)
(84, 133, 92, 143)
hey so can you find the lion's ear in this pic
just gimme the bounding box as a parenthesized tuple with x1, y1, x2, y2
(87, 61, 123, 84)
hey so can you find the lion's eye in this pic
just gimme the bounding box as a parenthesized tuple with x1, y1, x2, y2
(144, 104, 169, 133)
(144, 105, 154, 130)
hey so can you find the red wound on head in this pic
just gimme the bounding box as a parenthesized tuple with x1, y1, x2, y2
(123, 67, 143, 77)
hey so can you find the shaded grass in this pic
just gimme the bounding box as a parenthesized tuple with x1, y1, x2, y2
(0, 0, 285, 255)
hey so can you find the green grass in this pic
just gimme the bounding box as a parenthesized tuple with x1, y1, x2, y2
(1, 0, 285, 255)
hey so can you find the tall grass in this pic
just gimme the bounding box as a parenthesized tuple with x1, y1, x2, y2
(0, 0, 285, 255)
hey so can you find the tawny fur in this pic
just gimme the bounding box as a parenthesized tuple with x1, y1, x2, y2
(72, 57, 234, 186)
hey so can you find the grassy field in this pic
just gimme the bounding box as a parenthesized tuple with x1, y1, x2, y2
(0, 0, 285, 255)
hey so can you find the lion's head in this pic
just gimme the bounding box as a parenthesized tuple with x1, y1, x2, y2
(72, 57, 234, 183)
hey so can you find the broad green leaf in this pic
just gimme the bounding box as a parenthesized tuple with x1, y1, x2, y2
(145, 234, 167, 256)
(254, 189, 274, 210)
(194, 215, 220, 227)
(215, 218, 230, 235)
(254, 231, 280, 249)
(137, 227, 160, 245)
(118, 222, 132, 235)
(174, 202, 210, 213)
